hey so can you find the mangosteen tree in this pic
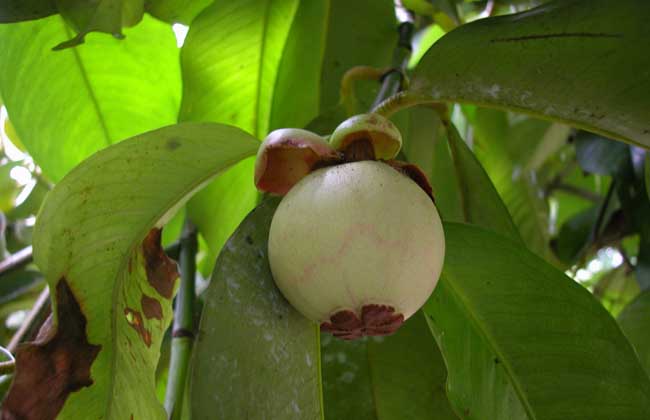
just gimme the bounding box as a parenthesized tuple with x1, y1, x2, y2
(0, 1, 649, 420)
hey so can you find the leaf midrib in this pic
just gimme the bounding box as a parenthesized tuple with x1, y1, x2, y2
(63, 20, 112, 147)
(441, 273, 537, 420)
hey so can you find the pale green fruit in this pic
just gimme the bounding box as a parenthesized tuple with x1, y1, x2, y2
(268, 160, 445, 339)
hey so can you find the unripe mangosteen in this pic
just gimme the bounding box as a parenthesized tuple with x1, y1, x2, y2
(267, 160, 445, 340)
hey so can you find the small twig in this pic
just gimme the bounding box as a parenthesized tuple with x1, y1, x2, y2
(544, 160, 577, 198)
(0, 241, 181, 278)
(340, 66, 388, 115)
(0, 246, 33, 276)
(551, 183, 601, 202)
(371, 17, 414, 110)
(7, 287, 51, 353)
(480, 0, 496, 18)
(164, 220, 198, 420)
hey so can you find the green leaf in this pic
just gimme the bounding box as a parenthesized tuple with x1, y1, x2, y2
(637, 222, 650, 290)
(646, 153, 650, 200)
(190, 198, 322, 419)
(179, 0, 299, 137)
(2, 123, 258, 420)
(54, 0, 145, 49)
(593, 266, 639, 318)
(0, 269, 42, 305)
(144, 0, 213, 25)
(551, 206, 598, 265)
(412, 0, 650, 147)
(319, 0, 395, 112)
(471, 108, 557, 261)
(618, 291, 650, 377)
(424, 223, 650, 419)
(0, 0, 56, 23)
(574, 131, 629, 175)
(393, 107, 464, 220)
(181, 0, 330, 272)
(269, 0, 329, 131)
(187, 158, 257, 276)
(445, 122, 521, 241)
(0, 14, 181, 182)
(321, 312, 458, 420)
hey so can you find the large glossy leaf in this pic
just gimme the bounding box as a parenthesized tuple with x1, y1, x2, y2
(320, 0, 395, 112)
(0, 14, 181, 182)
(444, 122, 521, 240)
(190, 198, 322, 419)
(411, 0, 650, 147)
(424, 223, 650, 420)
(321, 312, 458, 420)
(181, 0, 329, 272)
(0, 0, 56, 22)
(471, 108, 558, 261)
(1, 123, 258, 419)
(618, 291, 650, 376)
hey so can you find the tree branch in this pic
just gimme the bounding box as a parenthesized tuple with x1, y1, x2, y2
(164, 220, 198, 420)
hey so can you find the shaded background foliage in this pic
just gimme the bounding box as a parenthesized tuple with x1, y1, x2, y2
(0, 0, 649, 419)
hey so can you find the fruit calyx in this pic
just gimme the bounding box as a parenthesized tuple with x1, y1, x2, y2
(320, 304, 404, 340)
(254, 128, 342, 195)
(255, 113, 433, 199)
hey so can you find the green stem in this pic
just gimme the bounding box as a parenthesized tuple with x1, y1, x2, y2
(371, 21, 414, 111)
(164, 220, 198, 420)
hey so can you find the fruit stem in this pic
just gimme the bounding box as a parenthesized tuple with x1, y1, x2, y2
(164, 220, 198, 420)
(371, 19, 414, 111)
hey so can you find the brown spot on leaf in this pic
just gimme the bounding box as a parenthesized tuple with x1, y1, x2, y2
(386, 160, 434, 202)
(124, 308, 152, 347)
(140, 295, 163, 320)
(1, 279, 101, 420)
(320, 304, 404, 340)
(142, 228, 179, 299)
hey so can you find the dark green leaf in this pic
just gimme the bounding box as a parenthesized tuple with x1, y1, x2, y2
(190, 198, 322, 419)
(0, 0, 56, 23)
(551, 206, 598, 264)
(320, 0, 395, 112)
(471, 108, 557, 261)
(322, 312, 458, 420)
(181, 0, 330, 274)
(0, 269, 42, 305)
(645, 153, 650, 200)
(54, 0, 144, 50)
(445, 122, 521, 241)
(424, 223, 650, 419)
(618, 291, 650, 377)
(574, 131, 629, 175)
(412, 0, 650, 147)
(144, 0, 212, 25)
(637, 222, 650, 290)
(0, 14, 181, 182)
(10, 123, 258, 419)
(393, 107, 464, 221)
(593, 266, 639, 318)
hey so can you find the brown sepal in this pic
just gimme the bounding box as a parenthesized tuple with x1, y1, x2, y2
(1, 279, 101, 420)
(386, 160, 435, 202)
(255, 129, 342, 195)
(320, 304, 404, 340)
